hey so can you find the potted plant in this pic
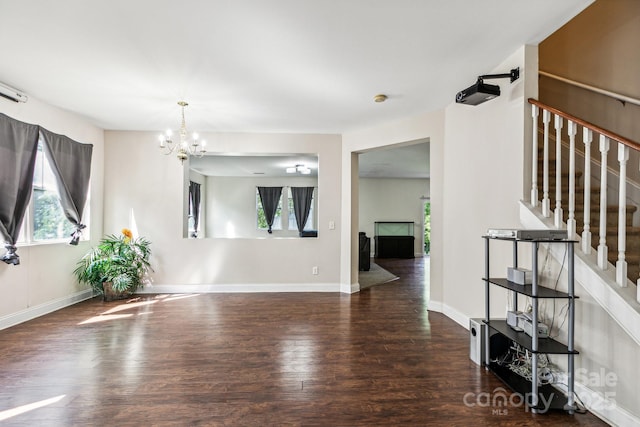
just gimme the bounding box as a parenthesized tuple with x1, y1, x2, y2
(74, 228, 152, 301)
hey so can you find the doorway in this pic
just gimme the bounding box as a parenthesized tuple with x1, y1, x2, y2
(355, 141, 430, 291)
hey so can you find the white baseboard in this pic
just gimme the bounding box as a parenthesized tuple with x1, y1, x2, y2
(554, 373, 640, 427)
(0, 289, 94, 330)
(342, 282, 360, 293)
(137, 282, 341, 294)
(428, 300, 470, 329)
(430, 294, 634, 426)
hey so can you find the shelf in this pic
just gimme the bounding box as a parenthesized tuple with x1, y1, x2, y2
(482, 235, 578, 243)
(485, 278, 577, 299)
(484, 320, 578, 354)
(488, 362, 571, 412)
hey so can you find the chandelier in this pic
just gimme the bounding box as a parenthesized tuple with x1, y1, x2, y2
(158, 101, 206, 163)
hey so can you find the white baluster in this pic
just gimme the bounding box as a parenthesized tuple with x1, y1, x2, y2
(542, 110, 551, 217)
(554, 114, 564, 228)
(582, 129, 593, 254)
(598, 135, 609, 270)
(531, 105, 539, 207)
(567, 121, 577, 238)
(616, 143, 629, 287)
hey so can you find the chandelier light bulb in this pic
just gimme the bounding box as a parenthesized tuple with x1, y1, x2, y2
(158, 101, 207, 164)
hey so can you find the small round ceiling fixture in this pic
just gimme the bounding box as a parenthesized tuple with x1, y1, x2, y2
(373, 94, 388, 103)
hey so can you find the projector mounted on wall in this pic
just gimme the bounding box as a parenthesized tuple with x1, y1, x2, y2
(0, 82, 28, 103)
(455, 67, 519, 106)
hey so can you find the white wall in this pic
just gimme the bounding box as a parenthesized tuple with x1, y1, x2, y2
(103, 131, 341, 291)
(206, 176, 317, 239)
(342, 113, 445, 297)
(440, 45, 536, 323)
(0, 97, 104, 323)
(359, 178, 429, 256)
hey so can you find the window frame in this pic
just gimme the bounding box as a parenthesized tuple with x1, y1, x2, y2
(16, 138, 91, 246)
(256, 189, 283, 231)
(286, 187, 315, 232)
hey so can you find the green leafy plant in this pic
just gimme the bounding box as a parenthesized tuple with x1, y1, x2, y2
(73, 229, 152, 295)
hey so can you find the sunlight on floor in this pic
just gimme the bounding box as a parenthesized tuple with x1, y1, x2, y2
(102, 299, 158, 314)
(0, 395, 66, 421)
(78, 313, 134, 324)
(77, 294, 202, 325)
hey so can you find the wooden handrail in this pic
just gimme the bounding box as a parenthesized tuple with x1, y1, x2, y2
(528, 98, 640, 152)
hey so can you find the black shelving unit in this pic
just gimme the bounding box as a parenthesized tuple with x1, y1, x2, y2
(482, 235, 578, 414)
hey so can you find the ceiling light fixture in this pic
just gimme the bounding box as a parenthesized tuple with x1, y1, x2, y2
(286, 164, 311, 175)
(158, 101, 206, 163)
(373, 94, 387, 103)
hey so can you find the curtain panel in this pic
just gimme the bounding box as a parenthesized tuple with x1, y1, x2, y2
(0, 113, 40, 264)
(41, 129, 93, 245)
(188, 181, 201, 238)
(0, 113, 94, 264)
(257, 186, 282, 233)
(291, 187, 314, 235)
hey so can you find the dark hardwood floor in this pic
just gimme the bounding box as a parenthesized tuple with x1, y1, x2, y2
(0, 258, 607, 426)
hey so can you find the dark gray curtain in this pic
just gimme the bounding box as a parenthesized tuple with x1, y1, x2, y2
(257, 186, 282, 233)
(40, 129, 93, 245)
(291, 187, 314, 234)
(0, 113, 40, 265)
(189, 181, 201, 238)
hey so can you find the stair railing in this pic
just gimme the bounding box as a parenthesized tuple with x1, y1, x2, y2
(528, 99, 640, 299)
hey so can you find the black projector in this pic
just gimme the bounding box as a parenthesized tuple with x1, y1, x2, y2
(455, 81, 501, 105)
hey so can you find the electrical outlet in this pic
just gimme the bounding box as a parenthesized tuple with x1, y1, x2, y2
(312, 266, 319, 275)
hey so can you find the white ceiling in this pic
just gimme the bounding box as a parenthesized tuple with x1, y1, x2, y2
(359, 142, 430, 179)
(0, 0, 592, 134)
(190, 153, 319, 177)
(188, 142, 429, 178)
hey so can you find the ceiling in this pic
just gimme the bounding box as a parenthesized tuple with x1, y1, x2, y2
(0, 0, 592, 134)
(190, 153, 319, 177)
(188, 141, 429, 178)
(359, 142, 429, 178)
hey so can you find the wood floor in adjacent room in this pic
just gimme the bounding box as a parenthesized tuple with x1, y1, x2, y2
(0, 258, 606, 426)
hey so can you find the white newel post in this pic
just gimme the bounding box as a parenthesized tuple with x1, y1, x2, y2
(598, 135, 609, 270)
(531, 105, 539, 207)
(567, 120, 577, 239)
(542, 110, 551, 217)
(616, 142, 629, 287)
(582, 128, 593, 254)
(554, 114, 564, 228)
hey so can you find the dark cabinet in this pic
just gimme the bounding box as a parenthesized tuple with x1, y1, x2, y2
(374, 222, 415, 258)
(374, 236, 415, 258)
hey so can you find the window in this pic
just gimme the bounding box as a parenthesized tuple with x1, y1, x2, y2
(256, 190, 282, 230)
(19, 139, 90, 244)
(287, 187, 314, 231)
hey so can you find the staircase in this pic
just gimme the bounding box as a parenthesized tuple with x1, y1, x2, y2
(537, 155, 640, 282)
(529, 99, 640, 299)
